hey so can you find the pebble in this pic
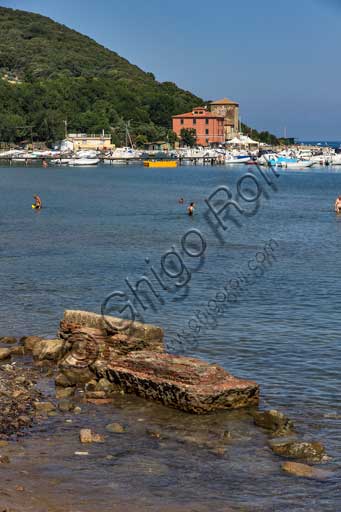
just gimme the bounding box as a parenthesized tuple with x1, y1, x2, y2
(74, 451, 89, 456)
(79, 428, 104, 443)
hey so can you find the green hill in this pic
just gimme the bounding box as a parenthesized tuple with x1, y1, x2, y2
(0, 6, 280, 146)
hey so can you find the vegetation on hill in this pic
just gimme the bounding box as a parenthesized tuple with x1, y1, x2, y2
(0, 6, 281, 146)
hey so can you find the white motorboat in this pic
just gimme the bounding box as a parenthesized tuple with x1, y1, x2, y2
(284, 160, 314, 169)
(331, 154, 341, 166)
(225, 153, 250, 164)
(68, 158, 100, 166)
(50, 158, 73, 165)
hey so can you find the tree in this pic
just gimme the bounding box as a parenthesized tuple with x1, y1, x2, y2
(167, 130, 178, 146)
(135, 134, 148, 148)
(180, 128, 196, 147)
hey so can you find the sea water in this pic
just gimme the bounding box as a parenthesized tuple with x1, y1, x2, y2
(0, 164, 340, 511)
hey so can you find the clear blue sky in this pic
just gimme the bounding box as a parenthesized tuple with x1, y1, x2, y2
(2, 0, 341, 139)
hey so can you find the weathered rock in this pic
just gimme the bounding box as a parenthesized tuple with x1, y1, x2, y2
(85, 390, 108, 399)
(58, 354, 95, 385)
(93, 351, 259, 414)
(32, 339, 64, 361)
(22, 336, 43, 351)
(86, 398, 113, 405)
(270, 440, 327, 462)
(0, 348, 12, 361)
(0, 455, 10, 464)
(34, 401, 56, 414)
(61, 309, 164, 352)
(58, 399, 74, 412)
(0, 336, 17, 345)
(95, 378, 116, 393)
(55, 372, 74, 388)
(55, 386, 75, 399)
(254, 409, 294, 436)
(281, 461, 333, 480)
(10, 346, 26, 357)
(79, 428, 104, 443)
(106, 422, 125, 433)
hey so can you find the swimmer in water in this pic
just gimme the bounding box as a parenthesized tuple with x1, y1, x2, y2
(187, 202, 195, 216)
(178, 197, 184, 205)
(335, 196, 341, 214)
(33, 195, 42, 209)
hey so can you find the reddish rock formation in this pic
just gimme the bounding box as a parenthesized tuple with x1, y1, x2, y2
(57, 310, 259, 414)
(92, 351, 259, 414)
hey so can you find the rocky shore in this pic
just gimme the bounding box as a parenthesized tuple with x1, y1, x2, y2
(0, 310, 334, 487)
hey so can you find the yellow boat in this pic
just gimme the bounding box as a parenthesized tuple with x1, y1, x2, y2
(144, 160, 177, 168)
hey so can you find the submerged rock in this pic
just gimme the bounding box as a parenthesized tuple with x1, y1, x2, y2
(253, 409, 294, 436)
(55, 372, 73, 388)
(281, 461, 333, 480)
(106, 422, 125, 433)
(270, 440, 327, 463)
(34, 401, 56, 414)
(58, 399, 74, 412)
(93, 351, 259, 414)
(55, 386, 75, 399)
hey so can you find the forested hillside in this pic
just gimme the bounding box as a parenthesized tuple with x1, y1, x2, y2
(0, 6, 279, 145)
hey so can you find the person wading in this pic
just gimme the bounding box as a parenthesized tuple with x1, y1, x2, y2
(335, 196, 341, 214)
(187, 202, 195, 216)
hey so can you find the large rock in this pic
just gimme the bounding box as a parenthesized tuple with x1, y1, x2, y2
(93, 351, 259, 414)
(61, 310, 164, 352)
(270, 440, 327, 463)
(32, 339, 65, 361)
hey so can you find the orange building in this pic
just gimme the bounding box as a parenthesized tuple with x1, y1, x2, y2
(172, 106, 224, 146)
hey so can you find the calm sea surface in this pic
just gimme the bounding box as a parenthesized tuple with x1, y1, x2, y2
(0, 163, 340, 511)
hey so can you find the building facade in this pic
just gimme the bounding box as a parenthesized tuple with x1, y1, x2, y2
(172, 107, 225, 146)
(209, 98, 239, 139)
(67, 133, 114, 151)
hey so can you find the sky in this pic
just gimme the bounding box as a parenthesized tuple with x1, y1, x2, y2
(1, 0, 341, 139)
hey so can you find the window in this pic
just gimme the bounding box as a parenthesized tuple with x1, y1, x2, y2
(206, 138, 209, 144)
(193, 119, 197, 125)
(180, 119, 184, 125)
(205, 119, 209, 125)
(205, 129, 209, 135)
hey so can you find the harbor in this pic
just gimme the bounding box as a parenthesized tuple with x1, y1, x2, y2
(1, 141, 340, 168)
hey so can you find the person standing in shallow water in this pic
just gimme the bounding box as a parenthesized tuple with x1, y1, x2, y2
(187, 202, 195, 216)
(335, 196, 341, 214)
